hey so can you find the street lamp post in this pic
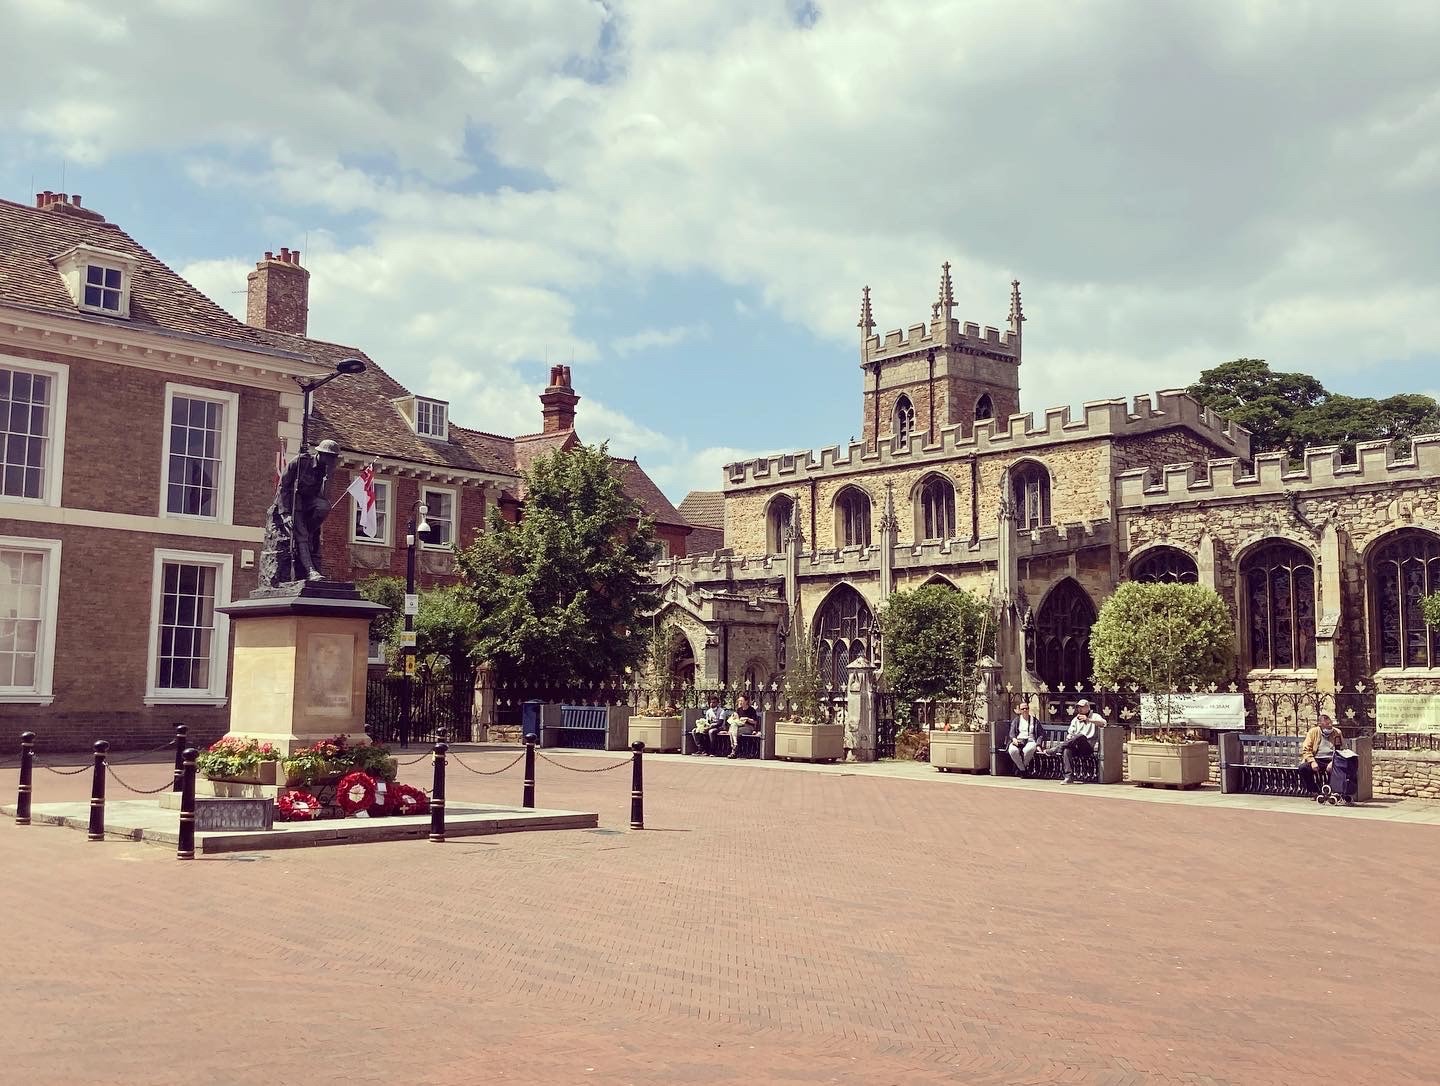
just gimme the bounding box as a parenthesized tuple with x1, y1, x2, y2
(294, 356, 366, 454)
(400, 500, 432, 748)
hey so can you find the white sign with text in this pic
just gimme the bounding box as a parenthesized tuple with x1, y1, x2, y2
(1138, 693, 1246, 730)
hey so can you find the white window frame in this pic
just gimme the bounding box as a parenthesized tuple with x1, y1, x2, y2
(0, 355, 69, 509)
(144, 548, 233, 706)
(367, 632, 388, 666)
(415, 398, 449, 440)
(159, 383, 239, 525)
(420, 485, 458, 550)
(53, 243, 137, 319)
(82, 262, 126, 315)
(350, 475, 393, 546)
(0, 535, 62, 705)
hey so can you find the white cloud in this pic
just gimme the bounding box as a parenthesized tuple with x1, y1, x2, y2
(610, 323, 707, 357)
(7, 0, 1440, 498)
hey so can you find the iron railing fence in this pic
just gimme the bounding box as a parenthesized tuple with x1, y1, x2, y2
(491, 679, 850, 726)
(366, 676, 474, 745)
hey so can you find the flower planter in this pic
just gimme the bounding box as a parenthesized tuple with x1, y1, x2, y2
(929, 729, 989, 773)
(774, 721, 844, 763)
(202, 760, 279, 787)
(629, 715, 682, 753)
(1126, 739, 1210, 789)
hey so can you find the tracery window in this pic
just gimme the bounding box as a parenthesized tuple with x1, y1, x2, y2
(1012, 461, 1051, 529)
(835, 487, 872, 548)
(1371, 530, 1440, 670)
(1031, 579, 1096, 691)
(813, 585, 875, 690)
(893, 395, 915, 448)
(919, 475, 956, 541)
(766, 494, 795, 555)
(1241, 540, 1316, 670)
(975, 393, 994, 421)
(1130, 546, 1199, 585)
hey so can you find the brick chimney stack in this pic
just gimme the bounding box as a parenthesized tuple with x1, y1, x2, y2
(246, 247, 309, 335)
(34, 191, 105, 222)
(539, 364, 580, 433)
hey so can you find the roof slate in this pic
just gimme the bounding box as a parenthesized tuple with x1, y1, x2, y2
(678, 489, 725, 529)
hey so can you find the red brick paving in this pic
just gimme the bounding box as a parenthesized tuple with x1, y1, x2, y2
(2, 749, 1438, 1085)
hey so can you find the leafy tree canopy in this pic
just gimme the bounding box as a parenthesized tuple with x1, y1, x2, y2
(878, 584, 995, 710)
(1090, 582, 1233, 692)
(1188, 359, 1440, 459)
(456, 442, 660, 685)
(356, 575, 479, 682)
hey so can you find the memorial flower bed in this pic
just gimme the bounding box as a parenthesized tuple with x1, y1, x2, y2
(274, 737, 417, 822)
(282, 734, 397, 786)
(197, 737, 282, 783)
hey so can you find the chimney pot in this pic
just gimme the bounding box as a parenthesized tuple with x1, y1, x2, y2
(264, 251, 274, 262)
(71, 195, 82, 208)
(291, 249, 301, 265)
(246, 245, 311, 335)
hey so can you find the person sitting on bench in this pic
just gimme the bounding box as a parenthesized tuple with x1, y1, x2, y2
(726, 694, 761, 759)
(692, 695, 727, 755)
(1007, 701, 1042, 774)
(1299, 714, 1345, 792)
(1050, 700, 1100, 784)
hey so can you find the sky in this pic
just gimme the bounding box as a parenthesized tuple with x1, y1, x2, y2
(2, 0, 1438, 503)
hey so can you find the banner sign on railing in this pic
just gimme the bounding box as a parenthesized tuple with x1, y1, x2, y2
(1138, 693, 1246, 730)
(1375, 693, 1440, 734)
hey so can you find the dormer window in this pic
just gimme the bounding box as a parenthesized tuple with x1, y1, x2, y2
(52, 243, 137, 319)
(84, 265, 123, 312)
(416, 398, 448, 439)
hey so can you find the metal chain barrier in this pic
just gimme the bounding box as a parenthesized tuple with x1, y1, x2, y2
(535, 750, 631, 773)
(108, 739, 180, 765)
(105, 765, 175, 796)
(394, 752, 432, 766)
(38, 762, 92, 776)
(449, 750, 525, 776)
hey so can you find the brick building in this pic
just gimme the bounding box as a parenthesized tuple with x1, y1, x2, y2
(1, 193, 692, 748)
(659, 263, 1440, 703)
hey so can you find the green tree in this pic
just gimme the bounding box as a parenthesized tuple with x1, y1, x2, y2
(1090, 583, 1234, 727)
(1189, 358, 1440, 459)
(878, 584, 996, 727)
(356, 573, 403, 649)
(1186, 358, 1325, 457)
(357, 575, 479, 680)
(456, 442, 660, 685)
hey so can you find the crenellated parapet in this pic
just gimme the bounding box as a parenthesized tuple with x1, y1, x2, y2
(725, 388, 1250, 489)
(865, 318, 1019, 365)
(1116, 434, 1440, 509)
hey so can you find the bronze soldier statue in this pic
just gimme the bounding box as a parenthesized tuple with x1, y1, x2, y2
(261, 439, 341, 586)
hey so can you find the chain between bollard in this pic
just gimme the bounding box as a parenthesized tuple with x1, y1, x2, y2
(15, 732, 35, 826)
(106, 765, 177, 796)
(534, 751, 631, 773)
(429, 743, 447, 843)
(39, 762, 92, 776)
(449, 750, 525, 776)
(87, 741, 109, 842)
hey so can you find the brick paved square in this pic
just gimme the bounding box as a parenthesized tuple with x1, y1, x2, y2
(2, 751, 1437, 1085)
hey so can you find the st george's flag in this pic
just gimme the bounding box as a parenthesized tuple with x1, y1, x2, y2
(346, 465, 379, 538)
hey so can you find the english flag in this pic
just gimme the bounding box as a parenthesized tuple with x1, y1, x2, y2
(346, 465, 379, 538)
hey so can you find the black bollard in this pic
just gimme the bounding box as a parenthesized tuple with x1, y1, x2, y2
(87, 740, 109, 842)
(630, 740, 645, 830)
(171, 723, 188, 792)
(429, 742, 447, 843)
(16, 732, 35, 826)
(177, 747, 198, 861)
(522, 741, 536, 809)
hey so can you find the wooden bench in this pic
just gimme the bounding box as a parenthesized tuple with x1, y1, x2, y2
(1219, 733, 1373, 802)
(989, 721, 1125, 784)
(540, 704, 632, 751)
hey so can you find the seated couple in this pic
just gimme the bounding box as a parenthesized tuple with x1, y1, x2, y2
(1006, 699, 1101, 785)
(692, 694, 761, 758)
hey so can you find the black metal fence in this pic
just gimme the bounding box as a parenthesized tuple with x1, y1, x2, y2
(491, 680, 849, 726)
(367, 676, 474, 745)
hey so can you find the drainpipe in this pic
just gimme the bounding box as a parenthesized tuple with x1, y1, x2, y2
(969, 454, 980, 543)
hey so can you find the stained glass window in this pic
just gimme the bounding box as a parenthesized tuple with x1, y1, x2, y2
(1242, 541, 1316, 670)
(1371, 530, 1440, 670)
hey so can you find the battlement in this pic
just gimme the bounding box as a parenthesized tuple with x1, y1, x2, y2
(724, 388, 1251, 489)
(865, 318, 1019, 363)
(1116, 434, 1440, 508)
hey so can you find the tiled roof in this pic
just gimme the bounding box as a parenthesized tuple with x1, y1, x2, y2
(514, 430, 579, 475)
(610, 456, 689, 529)
(678, 489, 724, 529)
(0, 196, 284, 352)
(686, 525, 725, 555)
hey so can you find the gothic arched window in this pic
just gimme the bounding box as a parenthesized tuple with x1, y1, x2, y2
(893, 395, 915, 448)
(835, 486, 872, 548)
(1241, 540, 1316, 670)
(813, 585, 875, 690)
(1012, 461, 1051, 529)
(975, 393, 994, 421)
(918, 474, 956, 541)
(1032, 579, 1095, 690)
(1130, 546, 1199, 585)
(1370, 530, 1440, 670)
(765, 494, 795, 555)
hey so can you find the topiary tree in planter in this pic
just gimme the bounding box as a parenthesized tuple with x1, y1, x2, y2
(1091, 582, 1234, 731)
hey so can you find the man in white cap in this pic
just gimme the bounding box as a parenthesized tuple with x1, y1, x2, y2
(1049, 699, 1099, 784)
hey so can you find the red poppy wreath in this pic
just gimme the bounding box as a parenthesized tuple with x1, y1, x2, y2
(276, 790, 321, 822)
(391, 783, 430, 816)
(335, 771, 378, 815)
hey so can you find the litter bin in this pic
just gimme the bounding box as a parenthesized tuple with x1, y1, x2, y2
(521, 700, 542, 744)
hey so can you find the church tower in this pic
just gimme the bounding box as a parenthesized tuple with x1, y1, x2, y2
(859, 265, 1023, 451)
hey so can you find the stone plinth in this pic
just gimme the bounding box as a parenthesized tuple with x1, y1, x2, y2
(217, 582, 388, 755)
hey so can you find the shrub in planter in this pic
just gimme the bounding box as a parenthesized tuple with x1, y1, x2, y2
(283, 734, 395, 786)
(197, 738, 281, 782)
